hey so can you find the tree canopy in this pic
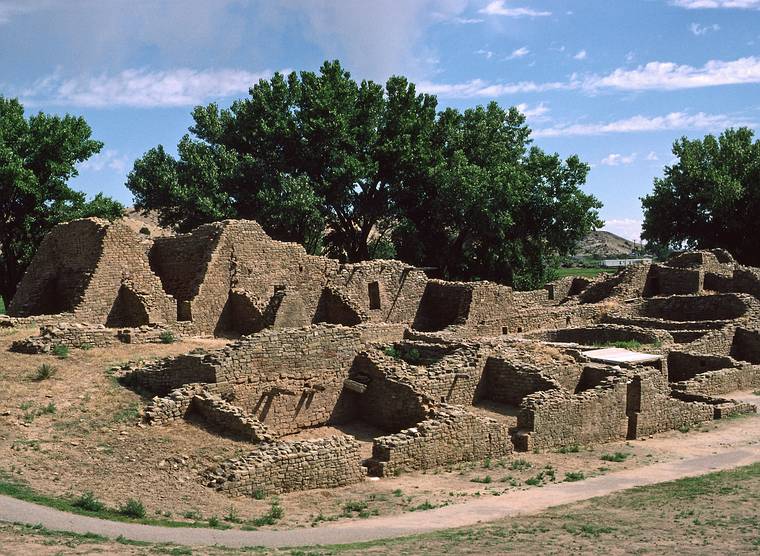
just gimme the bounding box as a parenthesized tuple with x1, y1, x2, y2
(642, 127, 760, 266)
(0, 97, 123, 306)
(128, 60, 601, 288)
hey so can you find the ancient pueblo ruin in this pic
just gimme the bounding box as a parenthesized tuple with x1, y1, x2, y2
(5, 217, 760, 496)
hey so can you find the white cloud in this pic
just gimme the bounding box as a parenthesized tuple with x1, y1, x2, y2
(671, 0, 760, 9)
(506, 46, 530, 59)
(417, 78, 571, 98)
(646, 151, 660, 161)
(600, 153, 637, 166)
(573, 49, 588, 60)
(516, 102, 550, 119)
(602, 218, 643, 242)
(479, 1, 551, 17)
(626, 51, 636, 63)
(21, 68, 272, 108)
(584, 56, 760, 91)
(690, 22, 720, 35)
(532, 111, 752, 137)
(476, 49, 495, 59)
(80, 149, 130, 173)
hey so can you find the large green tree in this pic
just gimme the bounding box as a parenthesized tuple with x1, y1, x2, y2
(0, 97, 123, 307)
(128, 60, 601, 287)
(642, 127, 760, 265)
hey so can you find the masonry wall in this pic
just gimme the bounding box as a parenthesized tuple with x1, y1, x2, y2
(367, 406, 512, 476)
(517, 379, 630, 450)
(478, 358, 560, 406)
(671, 365, 760, 396)
(203, 436, 365, 496)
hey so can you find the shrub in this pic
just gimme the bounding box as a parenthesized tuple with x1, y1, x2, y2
(383, 345, 400, 359)
(79, 343, 94, 350)
(51, 344, 69, 359)
(470, 475, 493, 484)
(510, 459, 532, 471)
(342, 500, 368, 514)
(557, 444, 581, 453)
(601, 452, 630, 463)
(224, 506, 242, 523)
(252, 488, 265, 500)
(139, 226, 151, 236)
(564, 471, 585, 482)
(73, 491, 104, 512)
(119, 498, 146, 518)
(159, 331, 176, 344)
(33, 363, 56, 381)
(208, 515, 220, 527)
(250, 501, 283, 526)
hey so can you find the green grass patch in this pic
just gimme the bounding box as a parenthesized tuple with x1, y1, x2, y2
(51, 344, 69, 359)
(555, 267, 617, 279)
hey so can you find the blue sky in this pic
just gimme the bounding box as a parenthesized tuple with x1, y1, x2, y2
(2, 0, 760, 241)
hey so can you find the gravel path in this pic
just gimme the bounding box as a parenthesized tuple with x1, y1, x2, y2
(2, 404, 759, 549)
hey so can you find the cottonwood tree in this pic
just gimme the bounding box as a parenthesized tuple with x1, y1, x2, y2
(0, 97, 123, 307)
(642, 128, 760, 265)
(128, 60, 601, 288)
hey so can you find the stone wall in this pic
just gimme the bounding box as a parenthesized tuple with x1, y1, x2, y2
(671, 365, 760, 396)
(203, 436, 365, 495)
(366, 406, 512, 476)
(478, 358, 560, 406)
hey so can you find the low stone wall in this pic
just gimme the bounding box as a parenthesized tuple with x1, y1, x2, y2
(671, 365, 760, 396)
(669, 391, 757, 419)
(531, 324, 672, 348)
(366, 406, 512, 476)
(517, 379, 630, 450)
(202, 436, 365, 496)
(143, 383, 209, 425)
(191, 391, 276, 443)
(10, 322, 177, 353)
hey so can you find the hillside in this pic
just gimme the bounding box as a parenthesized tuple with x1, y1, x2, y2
(574, 230, 637, 258)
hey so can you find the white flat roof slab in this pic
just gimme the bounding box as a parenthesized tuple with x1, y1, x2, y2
(582, 347, 662, 365)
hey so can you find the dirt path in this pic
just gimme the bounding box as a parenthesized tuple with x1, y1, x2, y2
(2, 408, 760, 549)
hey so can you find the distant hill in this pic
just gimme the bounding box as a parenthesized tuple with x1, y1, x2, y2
(573, 230, 638, 258)
(122, 208, 173, 238)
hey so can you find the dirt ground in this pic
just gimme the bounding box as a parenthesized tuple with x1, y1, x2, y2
(0, 324, 757, 534)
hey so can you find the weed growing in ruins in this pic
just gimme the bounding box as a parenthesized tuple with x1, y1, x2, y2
(383, 346, 400, 359)
(753, 390, 760, 396)
(601, 452, 630, 462)
(482, 457, 492, 469)
(207, 516, 220, 527)
(409, 500, 437, 512)
(470, 475, 493, 484)
(562, 523, 616, 538)
(119, 498, 146, 518)
(250, 501, 284, 526)
(73, 491, 105, 512)
(79, 342, 94, 350)
(182, 510, 201, 520)
(33, 363, 56, 381)
(52, 344, 69, 359)
(564, 471, 585, 482)
(510, 459, 532, 470)
(557, 444, 581, 453)
(22, 401, 56, 422)
(499, 475, 520, 486)
(252, 488, 265, 500)
(223, 506, 242, 524)
(525, 467, 556, 486)
(392, 489, 403, 497)
(342, 500, 368, 515)
(159, 331, 176, 344)
(113, 402, 140, 423)
(678, 424, 691, 434)
(405, 347, 422, 364)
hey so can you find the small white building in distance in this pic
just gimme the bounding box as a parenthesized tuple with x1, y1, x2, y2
(600, 258, 653, 268)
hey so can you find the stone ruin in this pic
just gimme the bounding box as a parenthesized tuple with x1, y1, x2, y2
(6, 218, 760, 495)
